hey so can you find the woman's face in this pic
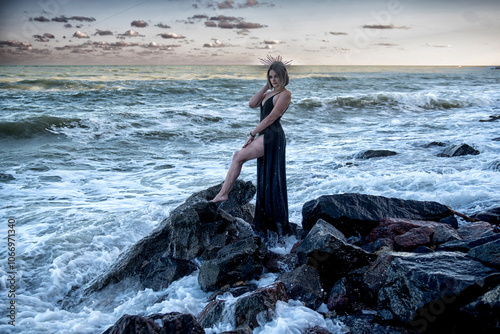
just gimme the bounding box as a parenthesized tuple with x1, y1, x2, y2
(269, 70, 280, 89)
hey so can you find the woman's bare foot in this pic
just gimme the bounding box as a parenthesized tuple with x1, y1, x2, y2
(209, 194, 228, 203)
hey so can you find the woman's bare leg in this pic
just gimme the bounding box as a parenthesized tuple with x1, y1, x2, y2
(210, 136, 264, 203)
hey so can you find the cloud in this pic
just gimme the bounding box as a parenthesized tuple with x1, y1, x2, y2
(205, 21, 217, 27)
(156, 23, 171, 29)
(31, 16, 50, 23)
(158, 33, 186, 39)
(33, 33, 55, 42)
(239, 0, 260, 8)
(52, 15, 96, 23)
(119, 29, 144, 38)
(363, 24, 410, 29)
(237, 21, 266, 29)
(203, 39, 234, 47)
(426, 43, 451, 48)
(375, 43, 399, 47)
(131, 20, 148, 28)
(329, 31, 348, 36)
(264, 40, 283, 45)
(94, 30, 113, 36)
(73, 31, 89, 39)
(217, 1, 235, 9)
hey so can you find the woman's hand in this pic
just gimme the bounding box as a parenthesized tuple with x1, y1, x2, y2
(243, 135, 254, 148)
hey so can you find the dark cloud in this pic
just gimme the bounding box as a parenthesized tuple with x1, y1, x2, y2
(209, 15, 240, 22)
(52, 16, 96, 23)
(156, 23, 171, 29)
(33, 33, 55, 42)
(264, 40, 283, 45)
(329, 31, 348, 36)
(205, 21, 217, 27)
(217, 0, 235, 9)
(31, 16, 50, 23)
(131, 20, 148, 28)
(202, 15, 265, 29)
(375, 43, 399, 47)
(363, 24, 410, 29)
(236, 21, 265, 29)
(64, 24, 72, 29)
(239, 0, 260, 8)
(95, 30, 113, 36)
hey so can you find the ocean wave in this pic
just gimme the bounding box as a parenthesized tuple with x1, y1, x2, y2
(0, 116, 83, 138)
(0, 79, 113, 92)
(295, 92, 490, 111)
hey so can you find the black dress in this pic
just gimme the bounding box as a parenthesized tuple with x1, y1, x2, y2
(253, 92, 292, 236)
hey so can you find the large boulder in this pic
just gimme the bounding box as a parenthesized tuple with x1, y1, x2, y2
(103, 312, 205, 334)
(139, 256, 198, 291)
(467, 238, 500, 270)
(472, 206, 500, 225)
(364, 251, 498, 327)
(197, 282, 289, 330)
(437, 143, 480, 157)
(277, 264, 323, 309)
(296, 219, 376, 289)
(354, 149, 397, 159)
(62, 180, 255, 309)
(301, 193, 455, 237)
(198, 237, 266, 292)
(461, 283, 500, 329)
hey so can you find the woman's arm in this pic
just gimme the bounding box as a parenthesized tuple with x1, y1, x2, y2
(250, 90, 291, 136)
(249, 84, 269, 109)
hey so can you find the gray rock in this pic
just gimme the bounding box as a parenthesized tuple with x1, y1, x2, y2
(277, 264, 323, 309)
(461, 283, 500, 329)
(370, 252, 497, 324)
(438, 143, 480, 157)
(140, 256, 197, 291)
(472, 206, 500, 225)
(457, 221, 497, 239)
(198, 237, 266, 292)
(301, 193, 455, 236)
(467, 238, 500, 270)
(438, 233, 500, 253)
(354, 150, 397, 159)
(296, 219, 375, 289)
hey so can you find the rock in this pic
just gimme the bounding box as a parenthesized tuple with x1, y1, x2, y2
(366, 218, 459, 251)
(197, 299, 225, 329)
(139, 256, 197, 291)
(423, 141, 447, 148)
(368, 252, 498, 325)
(233, 282, 288, 329)
(354, 150, 397, 159)
(467, 238, 500, 270)
(486, 160, 500, 171)
(472, 206, 500, 225)
(479, 114, 500, 122)
(277, 264, 323, 309)
(159, 312, 205, 334)
(62, 180, 256, 309)
(343, 314, 402, 334)
(461, 283, 500, 329)
(302, 325, 334, 334)
(362, 238, 394, 254)
(432, 223, 462, 244)
(0, 173, 15, 182)
(102, 314, 162, 334)
(457, 221, 497, 239)
(198, 237, 266, 292)
(393, 225, 434, 251)
(296, 219, 376, 289)
(438, 233, 500, 253)
(264, 250, 299, 274)
(438, 143, 480, 157)
(301, 193, 455, 237)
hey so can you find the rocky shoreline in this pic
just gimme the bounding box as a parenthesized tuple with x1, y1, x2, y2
(61, 180, 500, 334)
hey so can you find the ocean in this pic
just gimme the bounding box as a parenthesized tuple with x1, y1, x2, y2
(1, 65, 499, 333)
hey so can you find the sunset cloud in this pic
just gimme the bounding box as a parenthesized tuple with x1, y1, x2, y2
(94, 30, 114, 36)
(203, 39, 234, 47)
(156, 23, 171, 29)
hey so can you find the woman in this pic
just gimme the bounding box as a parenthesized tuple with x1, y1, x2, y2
(210, 57, 292, 237)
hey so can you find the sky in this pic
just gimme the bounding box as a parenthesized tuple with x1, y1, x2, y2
(0, 0, 499, 65)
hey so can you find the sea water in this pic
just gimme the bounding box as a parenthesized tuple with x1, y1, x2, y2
(1, 65, 499, 333)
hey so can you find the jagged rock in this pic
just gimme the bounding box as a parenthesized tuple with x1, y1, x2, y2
(362, 238, 394, 254)
(62, 180, 255, 309)
(366, 218, 462, 251)
(479, 114, 500, 122)
(354, 150, 397, 159)
(296, 219, 375, 289)
(368, 252, 498, 325)
(301, 193, 455, 237)
(197, 299, 225, 329)
(103, 314, 162, 334)
(0, 173, 15, 182)
(457, 221, 497, 239)
(139, 256, 197, 291)
(233, 282, 288, 329)
(438, 233, 500, 253)
(472, 206, 500, 225)
(461, 283, 500, 329)
(265, 250, 299, 274)
(159, 312, 205, 334)
(343, 314, 402, 334)
(277, 264, 323, 309)
(198, 237, 266, 292)
(438, 143, 480, 157)
(467, 238, 500, 270)
(302, 325, 334, 334)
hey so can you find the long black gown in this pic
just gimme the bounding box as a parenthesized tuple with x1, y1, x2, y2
(253, 92, 292, 236)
